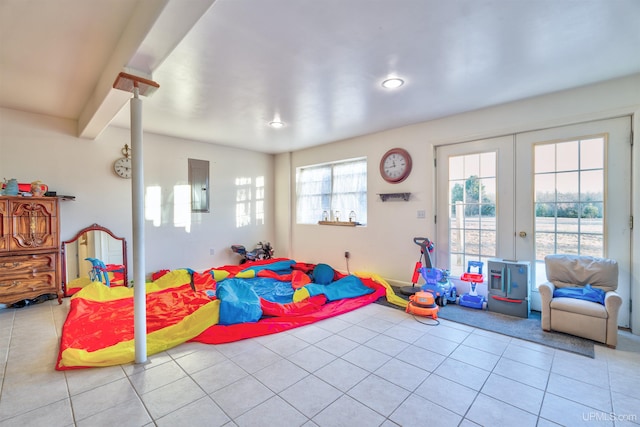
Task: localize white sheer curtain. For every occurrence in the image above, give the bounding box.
[331,160,367,224]
[296,165,331,224]
[296,158,367,224]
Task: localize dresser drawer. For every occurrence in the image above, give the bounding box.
[0,270,58,304]
[0,253,57,273]
[8,198,58,251]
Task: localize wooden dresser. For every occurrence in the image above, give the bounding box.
[0,196,62,305]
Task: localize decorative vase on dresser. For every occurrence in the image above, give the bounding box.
[0,196,62,306]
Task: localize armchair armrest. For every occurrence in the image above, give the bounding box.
[604,290,622,311]
[604,290,622,348]
[539,281,555,331]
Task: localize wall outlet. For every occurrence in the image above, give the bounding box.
[344,251,350,259]
[209,248,215,255]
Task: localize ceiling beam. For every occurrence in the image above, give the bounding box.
[77,0,216,140]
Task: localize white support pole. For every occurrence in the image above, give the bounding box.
[131,86,147,364]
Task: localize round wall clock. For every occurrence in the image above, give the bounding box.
[113,144,132,179]
[380,148,412,183]
[113,157,132,179]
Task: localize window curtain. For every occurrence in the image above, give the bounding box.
[296,158,367,224]
[331,160,367,224]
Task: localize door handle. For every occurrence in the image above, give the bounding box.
[519,231,527,238]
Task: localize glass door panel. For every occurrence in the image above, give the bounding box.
[515,117,631,324]
[436,136,514,278]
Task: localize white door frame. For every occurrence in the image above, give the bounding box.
[515,116,632,326]
[436,117,632,327]
[435,135,515,273]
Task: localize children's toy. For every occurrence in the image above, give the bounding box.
[442,271,457,305]
[419,266,457,307]
[231,241,274,264]
[85,257,111,287]
[402,237,456,307]
[458,261,487,309]
[406,291,439,320]
[401,237,436,295]
[84,258,126,287]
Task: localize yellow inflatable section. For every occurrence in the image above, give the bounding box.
[354,271,408,309]
[58,269,220,369]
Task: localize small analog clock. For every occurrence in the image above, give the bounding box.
[113,144,132,179]
[380,148,412,183]
[113,157,132,179]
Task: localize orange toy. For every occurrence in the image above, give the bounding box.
[406,291,439,320]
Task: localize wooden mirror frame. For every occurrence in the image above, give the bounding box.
[61,224,127,296]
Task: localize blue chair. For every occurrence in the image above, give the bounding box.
[85,257,110,287]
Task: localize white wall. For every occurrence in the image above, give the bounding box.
[283,74,640,333]
[0,108,275,278]
[274,152,292,259]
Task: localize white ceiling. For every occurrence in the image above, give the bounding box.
[1,0,640,154]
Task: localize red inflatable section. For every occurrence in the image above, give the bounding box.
[191,276,385,344]
[60,283,212,353]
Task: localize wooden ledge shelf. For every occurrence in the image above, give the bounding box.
[318,221,358,227]
[378,192,411,201]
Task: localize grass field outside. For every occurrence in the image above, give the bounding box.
[448,216,604,280]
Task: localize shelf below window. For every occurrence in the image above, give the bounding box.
[318,221,359,227]
[378,192,411,201]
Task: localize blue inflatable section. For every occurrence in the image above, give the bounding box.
[304,275,373,302]
[553,284,605,305]
[215,265,373,325]
[240,259,296,274]
[216,279,263,325]
[250,277,296,303]
[312,263,335,284]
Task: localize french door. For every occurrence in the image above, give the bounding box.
[436,117,632,327]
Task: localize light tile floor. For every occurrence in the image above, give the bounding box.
[1,298,639,427]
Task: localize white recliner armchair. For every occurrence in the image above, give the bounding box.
[539,254,621,348]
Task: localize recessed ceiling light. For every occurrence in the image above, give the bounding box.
[269,121,285,128]
[381,78,404,89]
